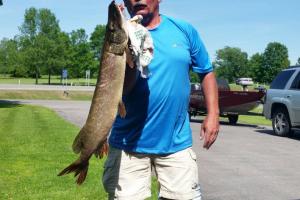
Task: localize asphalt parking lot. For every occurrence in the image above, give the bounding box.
[191,119,300,200]
[3,99,300,200]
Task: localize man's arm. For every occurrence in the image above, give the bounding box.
[199,71,219,149]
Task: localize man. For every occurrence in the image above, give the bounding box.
[103,0,219,199]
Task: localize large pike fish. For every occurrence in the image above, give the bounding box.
[58,1,128,185]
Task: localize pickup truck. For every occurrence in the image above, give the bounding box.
[189,79,265,124]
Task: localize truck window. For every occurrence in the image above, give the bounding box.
[270,70,295,89]
[290,71,300,90]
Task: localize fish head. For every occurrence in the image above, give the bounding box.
[106,1,128,55]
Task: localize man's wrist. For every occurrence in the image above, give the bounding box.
[207,110,220,117]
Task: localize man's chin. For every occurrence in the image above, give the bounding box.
[135,10,148,16]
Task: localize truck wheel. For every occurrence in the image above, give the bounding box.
[228,115,238,125]
[272,108,291,137]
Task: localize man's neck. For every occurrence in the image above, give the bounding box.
[142,13,161,29]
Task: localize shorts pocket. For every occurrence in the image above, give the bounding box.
[188,148,197,161]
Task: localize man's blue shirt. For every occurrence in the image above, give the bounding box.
[109,15,213,154]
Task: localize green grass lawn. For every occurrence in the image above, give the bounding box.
[0,103,107,199]
[238,114,271,126]
[0,90,93,101]
[224,110,271,126]
[238,107,271,126]
[0,102,158,199]
[194,107,271,126]
[0,75,97,86]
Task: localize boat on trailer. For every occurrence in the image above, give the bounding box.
[189,79,265,124]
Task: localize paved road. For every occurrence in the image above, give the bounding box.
[2,99,300,200]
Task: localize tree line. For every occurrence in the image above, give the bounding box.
[1,7,299,84]
[213,43,299,84]
[0,7,105,84]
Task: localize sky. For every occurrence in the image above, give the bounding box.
[0,0,299,64]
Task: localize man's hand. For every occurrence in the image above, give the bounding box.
[200,114,219,149]
[199,72,220,149]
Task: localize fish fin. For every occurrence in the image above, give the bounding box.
[72,127,86,154]
[57,159,89,185]
[118,101,127,118]
[94,140,109,159]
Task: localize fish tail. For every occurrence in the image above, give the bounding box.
[57,159,89,185]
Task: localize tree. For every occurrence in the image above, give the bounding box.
[19,36,41,79]
[0,39,12,75]
[34,34,55,83]
[90,25,106,60]
[19,7,40,83]
[69,29,96,78]
[55,32,72,84]
[297,57,300,65]
[37,8,62,84]
[19,7,38,40]
[18,7,68,84]
[261,42,290,83]
[37,9,60,38]
[6,38,26,77]
[214,46,248,83]
[248,53,263,83]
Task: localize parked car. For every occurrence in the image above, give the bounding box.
[189,79,265,124]
[263,65,300,136]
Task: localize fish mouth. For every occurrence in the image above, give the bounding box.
[107,1,128,47]
[108,1,124,31]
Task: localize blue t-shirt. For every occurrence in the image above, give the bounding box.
[109,15,213,154]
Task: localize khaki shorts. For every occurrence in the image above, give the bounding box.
[102,147,201,200]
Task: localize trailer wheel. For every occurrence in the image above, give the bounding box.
[228,114,238,125]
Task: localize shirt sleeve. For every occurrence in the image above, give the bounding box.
[187,25,213,74]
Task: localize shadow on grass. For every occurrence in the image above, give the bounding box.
[0,100,23,108]
[255,128,300,141]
